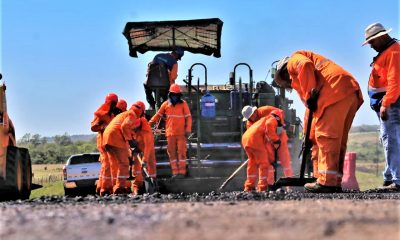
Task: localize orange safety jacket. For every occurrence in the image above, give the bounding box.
[368,41,400,108]
[242,115,280,151]
[149,100,192,136]
[102,110,138,148]
[246,106,282,129]
[91,102,114,148]
[287,51,363,118]
[133,117,155,161]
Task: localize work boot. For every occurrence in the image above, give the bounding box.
[379,183,400,191]
[113,187,126,195]
[383,180,393,187]
[304,182,342,193]
[176,174,185,179]
[244,187,256,192]
[100,189,112,197]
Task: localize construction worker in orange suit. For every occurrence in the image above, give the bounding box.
[110,99,128,188]
[241,105,293,185]
[242,113,282,192]
[102,105,140,194]
[149,84,192,178]
[130,101,157,194]
[274,50,364,193]
[144,48,184,109]
[90,93,119,195]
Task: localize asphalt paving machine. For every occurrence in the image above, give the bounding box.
[123,18,303,193]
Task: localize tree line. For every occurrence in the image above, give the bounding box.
[18,133,98,164]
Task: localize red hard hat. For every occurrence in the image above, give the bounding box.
[169,84,181,94]
[130,101,145,116]
[116,99,127,111]
[105,93,118,104]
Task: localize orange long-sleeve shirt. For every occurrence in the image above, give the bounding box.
[368,41,400,107]
[242,115,280,151]
[149,100,192,137]
[287,51,363,118]
[103,110,138,148]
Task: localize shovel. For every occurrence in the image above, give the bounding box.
[136,153,157,194]
[218,159,248,191]
[274,90,318,188]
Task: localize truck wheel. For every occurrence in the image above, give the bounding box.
[64,187,75,197]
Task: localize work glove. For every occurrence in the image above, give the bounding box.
[306,89,319,112]
[185,131,191,138]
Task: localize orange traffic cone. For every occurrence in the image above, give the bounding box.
[341,152,359,191]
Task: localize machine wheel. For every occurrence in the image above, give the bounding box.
[1,146,24,200]
[20,148,32,200]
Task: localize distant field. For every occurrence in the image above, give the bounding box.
[31,164,64,199]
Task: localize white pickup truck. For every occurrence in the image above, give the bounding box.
[63,153,101,196]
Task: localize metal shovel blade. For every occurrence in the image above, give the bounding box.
[274,177,317,188]
[144,177,157,194]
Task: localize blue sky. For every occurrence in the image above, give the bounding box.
[1,0,399,139]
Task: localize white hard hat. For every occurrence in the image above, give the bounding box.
[241,105,257,121]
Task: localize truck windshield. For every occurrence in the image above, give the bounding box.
[69,155,99,165]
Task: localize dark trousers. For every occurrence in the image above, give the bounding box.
[144,84,169,109]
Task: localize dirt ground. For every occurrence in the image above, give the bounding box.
[1,199,399,240]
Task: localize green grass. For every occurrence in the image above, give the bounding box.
[355,171,382,191]
[30,181,64,199]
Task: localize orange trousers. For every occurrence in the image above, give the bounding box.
[105,145,130,193]
[132,155,144,194]
[267,143,293,185]
[244,146,272,192]
[311,93,359,187]
[166,135,187,175]
[97,147,114,193]
[145,150,157,178]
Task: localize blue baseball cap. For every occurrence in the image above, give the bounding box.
[173,47,184,60]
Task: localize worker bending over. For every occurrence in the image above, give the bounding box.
[242,105,293,185]
[130,101,157,195]
[242,113,282,192]
[149,84,192,179]
[144,48,184,109]
[102,104,140,194]
[274,50,363,193]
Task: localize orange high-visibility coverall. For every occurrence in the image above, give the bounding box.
[287,51,364,187]
[103,110,139,193]
[245,106,293,184]
[131,117,157,193]
[149,100,192,175]
[90,102,114,194]
[242,115,280,192]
